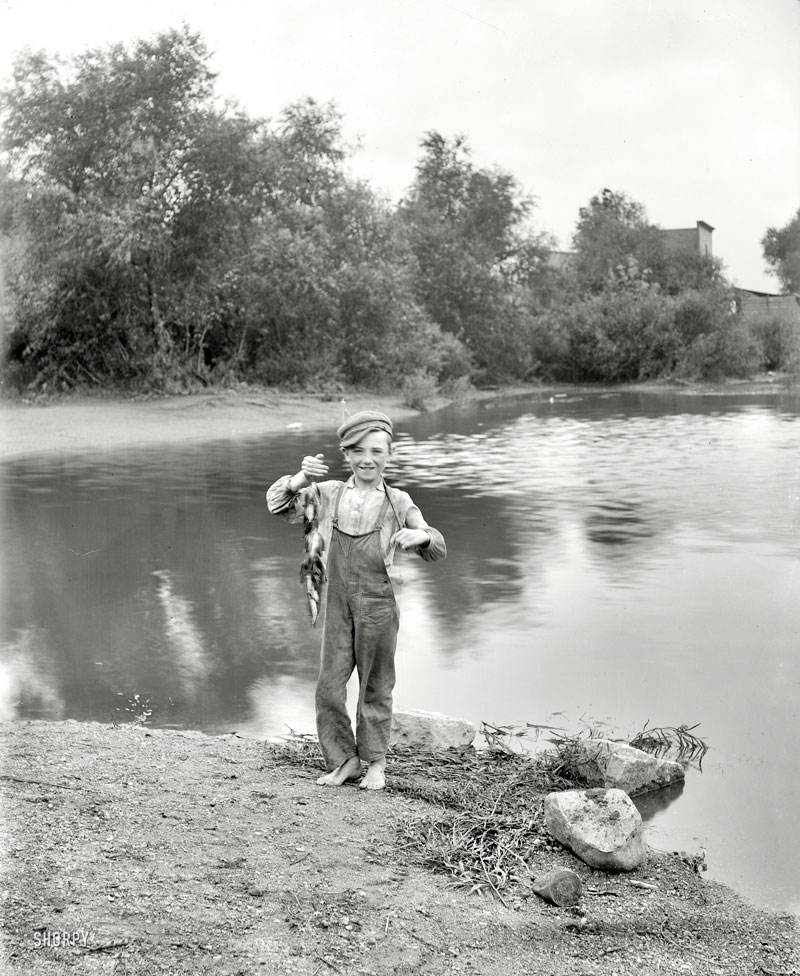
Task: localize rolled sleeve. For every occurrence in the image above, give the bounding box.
[404,502,446,562]
[266,476,303,521]
[416,525,446,562]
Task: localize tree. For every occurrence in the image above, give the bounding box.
[400,131,552,380]
[1,35,462,394]
[571,188,665,294]
[1,27,268,389]
[233,101,458,389]
[762,207,800,294]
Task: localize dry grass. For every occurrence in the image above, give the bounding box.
[269,720,709,902]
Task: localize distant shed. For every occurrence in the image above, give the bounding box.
[734,289,800,323]
[660,220,715,257]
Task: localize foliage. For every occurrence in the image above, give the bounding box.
[745,309,800,373]
[1,28,266,391]
[399,131,553,382]
[571,188,664,294]
[762,206,800,294]
[570,188,727,300]
[401,370,439,411]
[0,28,784,394]
[537,277,679,383]
[0,34,476,395]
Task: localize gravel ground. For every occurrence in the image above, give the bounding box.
[2,720,797,976]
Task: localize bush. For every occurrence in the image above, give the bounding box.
[401,370,439,411]
[440,373,475,401]
[538,284,679,383]
[745,310,800,372]
[674,319,760,381]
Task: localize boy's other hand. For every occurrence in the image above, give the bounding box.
[300,453,329,481]
[391,528,430,551]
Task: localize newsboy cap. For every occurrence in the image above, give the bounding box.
[337,410,394,448]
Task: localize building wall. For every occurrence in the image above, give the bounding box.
[661,227,698,254]
[661,222,714,257]
[697,223,713,256]
[735,289,800,323]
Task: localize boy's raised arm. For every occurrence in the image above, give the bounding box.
[267,454,329,516]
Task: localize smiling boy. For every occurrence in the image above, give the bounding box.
[267,410,446,790]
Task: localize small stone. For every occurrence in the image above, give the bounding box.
[531,867,582,907]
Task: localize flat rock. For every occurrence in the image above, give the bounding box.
[390,709,477,751]
[544,788,647,872]
[571,738,685,796]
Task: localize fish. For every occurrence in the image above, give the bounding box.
[298,484,325,626]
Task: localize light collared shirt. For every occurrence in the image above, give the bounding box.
[266,475,446,575]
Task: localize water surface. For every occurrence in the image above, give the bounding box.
[2,389,799,915]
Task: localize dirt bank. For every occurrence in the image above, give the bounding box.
[2,720,797,975]
[2,377,797,461]
[0,389,433,460]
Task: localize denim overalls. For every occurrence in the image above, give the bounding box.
[314,482,400,771]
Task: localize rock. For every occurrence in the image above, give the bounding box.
[531,867,582,907]
[570,738,685,796]
[390,709,477,751]
[544,788,647,871]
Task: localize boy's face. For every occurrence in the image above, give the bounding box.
[343,430,393,489]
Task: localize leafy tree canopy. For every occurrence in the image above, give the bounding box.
[762,207,800,294]
[571,188,665,293]
[399,131,553,378]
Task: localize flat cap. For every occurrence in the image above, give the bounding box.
[337,410,393,448]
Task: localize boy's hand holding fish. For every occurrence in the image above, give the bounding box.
[290,453,329,491]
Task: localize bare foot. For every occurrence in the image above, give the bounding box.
[359,759,386,791]
[316,756,362,787]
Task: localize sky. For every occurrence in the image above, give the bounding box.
[1,0,799,292]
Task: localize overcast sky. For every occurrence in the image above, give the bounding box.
[2,0,798,291]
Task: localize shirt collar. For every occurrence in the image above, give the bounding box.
[345,476,385,492]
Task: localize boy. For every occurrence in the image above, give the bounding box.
[267,410,446,790]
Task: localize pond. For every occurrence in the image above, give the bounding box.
[2,389,799,916]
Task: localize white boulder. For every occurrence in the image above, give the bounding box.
[571,738,685,796]
[544,788,647,872]
[390,709,477,751]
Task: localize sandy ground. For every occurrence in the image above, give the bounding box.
[1,377,797,461]
[2,720,798,976]
[0,388,436,460]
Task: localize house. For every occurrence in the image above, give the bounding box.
[660,220,714,258]
[734,288,800,324]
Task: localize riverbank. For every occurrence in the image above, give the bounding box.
[2,376,797,460]
[2,720,797,976]
[0,387,429,460]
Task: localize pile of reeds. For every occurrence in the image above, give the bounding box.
[268,720,708,901]
[396,797,544,904]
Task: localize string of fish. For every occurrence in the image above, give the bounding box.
[299,484,325,626]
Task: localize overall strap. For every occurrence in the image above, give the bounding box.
[381,482,403,533]
[373,491,392,532]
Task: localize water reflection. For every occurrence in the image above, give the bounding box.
[2,390,800,914]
